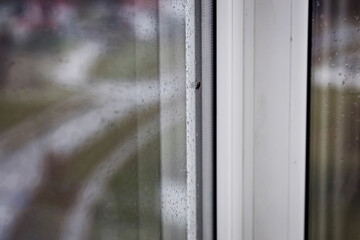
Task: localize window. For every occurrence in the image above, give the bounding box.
[308,0,360,239]
[217,0,360,239]
[0,1,214,240]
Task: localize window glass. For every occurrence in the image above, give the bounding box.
[0,0,190,239]
[309,0,360,239]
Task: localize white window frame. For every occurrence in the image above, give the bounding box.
[217,0,309,239]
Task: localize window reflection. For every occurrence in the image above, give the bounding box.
[310,0,360,239]
[0,0,188,239]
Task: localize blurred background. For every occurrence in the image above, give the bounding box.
[310,0,360,239]
[0,0,188,239]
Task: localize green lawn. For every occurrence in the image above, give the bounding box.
[309,86,360,240]
[8,104,161,240]
[90,41,158,81]
[0,85,74,135]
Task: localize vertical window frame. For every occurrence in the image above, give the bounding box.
[216,0,309,239]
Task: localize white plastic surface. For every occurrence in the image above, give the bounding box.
[217,0,308,239]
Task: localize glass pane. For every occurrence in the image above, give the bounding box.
[0,0,193,239]
[309,0,360,239]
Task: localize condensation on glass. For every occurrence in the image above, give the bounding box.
[309,0,360,239]
[0,0,197,240]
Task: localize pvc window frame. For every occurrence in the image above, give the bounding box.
[216,0,309,239]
